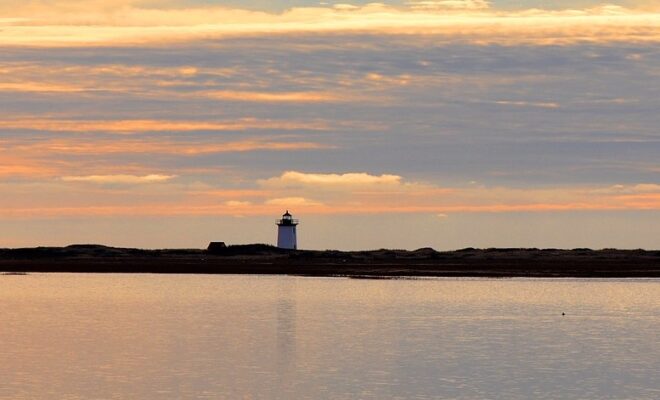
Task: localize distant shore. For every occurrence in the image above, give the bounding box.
[1,244,659,278]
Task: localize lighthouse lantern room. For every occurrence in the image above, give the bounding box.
[276,210,299,249]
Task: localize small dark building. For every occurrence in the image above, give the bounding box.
[207,242,227,253]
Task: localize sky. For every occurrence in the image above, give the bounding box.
[0,0,659,250]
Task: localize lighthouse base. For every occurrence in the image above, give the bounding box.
[277,225,297,249]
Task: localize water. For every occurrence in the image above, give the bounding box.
[0,274,658,399]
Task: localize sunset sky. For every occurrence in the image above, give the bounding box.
[1,0,659,249]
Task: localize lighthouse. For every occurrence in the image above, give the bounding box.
[277,210,298,250]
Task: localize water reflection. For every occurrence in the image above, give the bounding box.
[0,275,658,399]
[275,280,297,398]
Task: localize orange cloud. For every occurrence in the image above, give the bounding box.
[0,119,330,134]
[204,90,345,103]
[224,200,252,207]
[0,163,55,178]
[260,171,403,187]
[0,63,237,93]
[407,0,490,11]
[196,189,271,198]
[0,155,70,178]
[256,172,660,215]
[0,199,653,219]
[0,78,353,105]
[265,197,323,206]
[61,174,176,184]
[1,4,659,46]
[1,169,658,218]
[494,100,560,109]
[613,193,660,209]
[2,138,330,156]
[0,82,87,93]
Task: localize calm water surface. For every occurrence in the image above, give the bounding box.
[0,274,658,399]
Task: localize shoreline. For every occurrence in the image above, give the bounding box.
[1,244,659,278]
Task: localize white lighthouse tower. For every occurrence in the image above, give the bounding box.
[277,210,298,249]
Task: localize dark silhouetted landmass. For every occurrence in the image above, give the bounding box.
[0,244,659,278]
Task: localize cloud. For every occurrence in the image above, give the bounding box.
[1,178,659,218]
[265,197,323,206]
[0,82,88,93]
[255,172,660,215]
[632,184,660,192]
[0,119,330,134]
[494,100,560,109]
[60,174,176,184]
[1,4,660,46]
[407,1,490,11]
[600,183,660,194]
[2,138,330,156]
[225,200,252,207]
[204,90,345,103]
[333,4,360,12]
[260,171,403,187]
